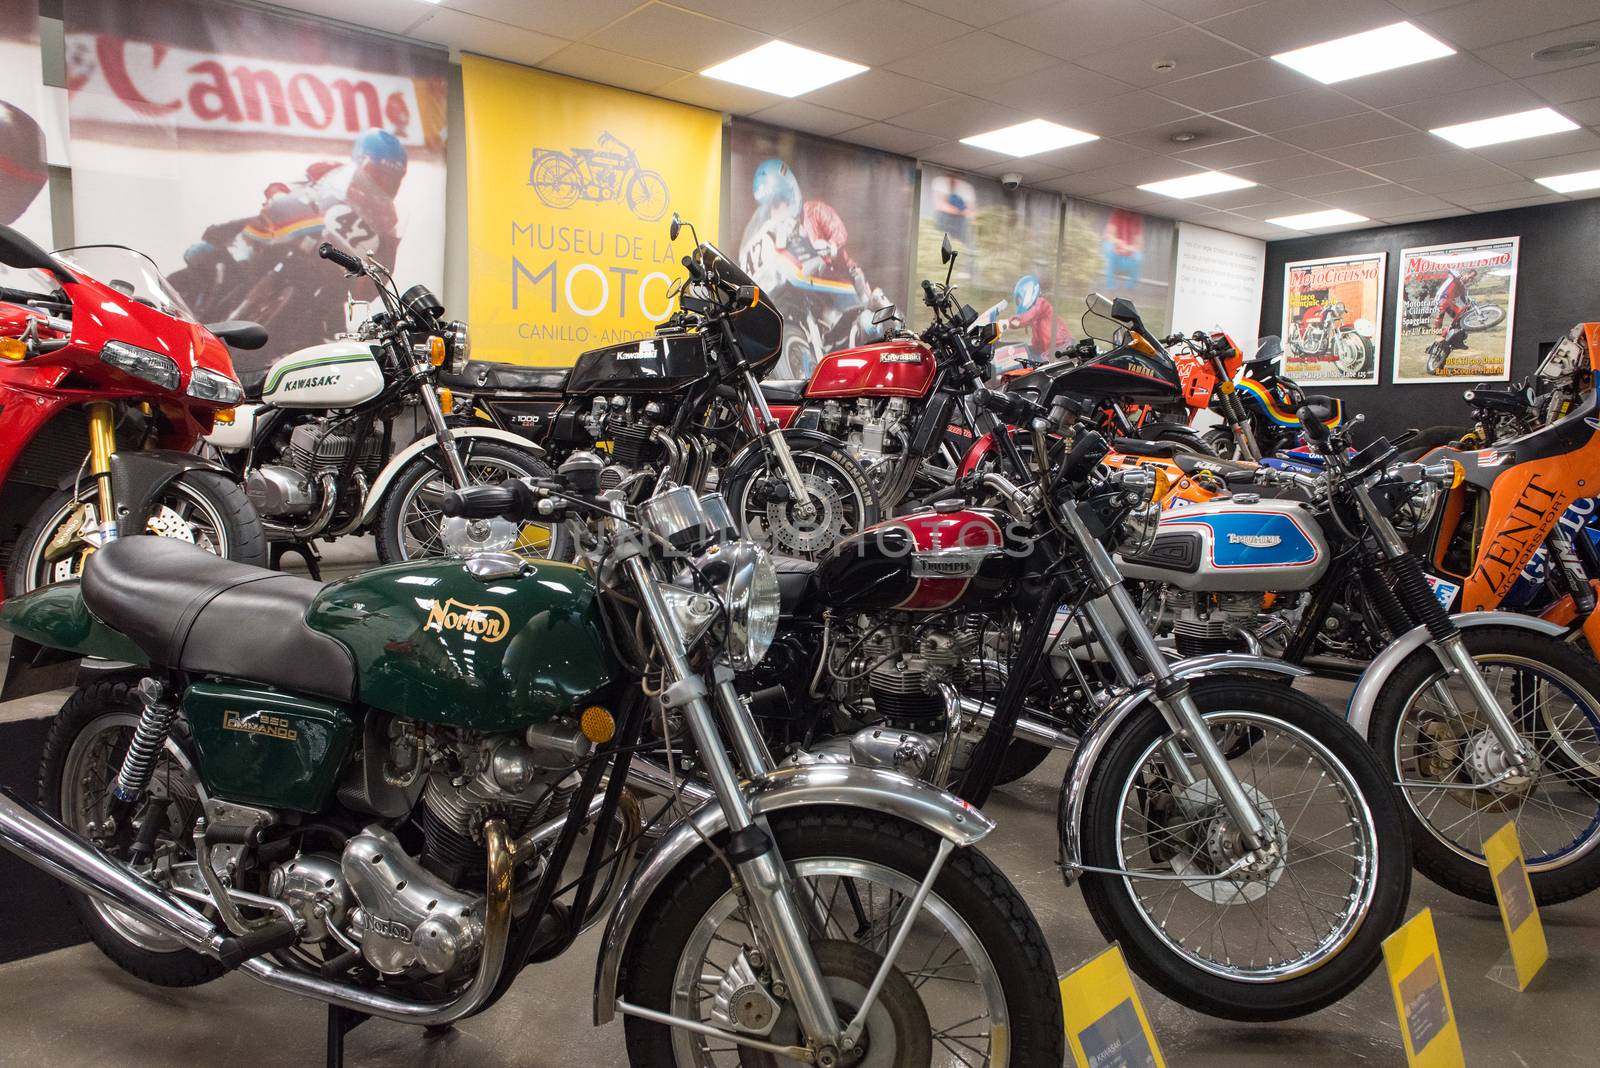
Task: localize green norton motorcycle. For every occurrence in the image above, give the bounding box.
[0,295,1063,1068]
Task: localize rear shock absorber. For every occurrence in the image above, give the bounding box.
[113,678,178,804]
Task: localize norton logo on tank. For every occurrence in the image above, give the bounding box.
[423,598,510,643]
[463,59,723,364]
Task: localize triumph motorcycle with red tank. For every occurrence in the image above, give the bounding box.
[0,225,266,597]
[733,363,1412,1022]
[0,461,1063,1067]
[441,215,879,560]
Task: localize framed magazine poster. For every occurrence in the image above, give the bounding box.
[1392,237,1519,383]
[1280,252,1385,386]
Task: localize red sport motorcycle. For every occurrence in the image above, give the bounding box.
[0,225,266,600]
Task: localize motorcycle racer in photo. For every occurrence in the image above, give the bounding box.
[172,128,409,356]
[1431,266,1478,346]
[738,157,888,376]
[1007,273,1074,361]
[1102,207,1145,288]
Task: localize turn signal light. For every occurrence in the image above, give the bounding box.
[580,705,616,744]
[0,337,26,360]
[1448,460,1465,489]
[212,407,236,424]
[428,335,446,366]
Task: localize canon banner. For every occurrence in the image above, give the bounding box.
[63,0,448,374]
[1280,252,1384,387]
[1394,237,1519,383]
[0,1,51,244]
[463,58,721,365]
[727,120,915,379]
[916,168,1064,374]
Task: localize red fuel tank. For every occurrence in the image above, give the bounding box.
[805,339,937,399]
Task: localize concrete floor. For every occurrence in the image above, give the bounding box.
[0,541,1595,1066]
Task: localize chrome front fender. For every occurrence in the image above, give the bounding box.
[1056,652,1307,885]
[592,763,993,1025]
[1344,611,1567,737]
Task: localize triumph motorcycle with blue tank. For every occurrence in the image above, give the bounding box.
[732,344,1413,1022]
[0,458,1064,1066]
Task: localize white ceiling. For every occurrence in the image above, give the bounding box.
[268,0,1600,240]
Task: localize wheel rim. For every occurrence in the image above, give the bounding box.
[736,452,866,560]
[59,712,204,952]
[1393,654,1600,870]
[393,452,559,561]
[628,173,669,221]
[1113,710,1378,983]
[533,157,580,208]
[26,481,230,592]
[668,857,1009,1067]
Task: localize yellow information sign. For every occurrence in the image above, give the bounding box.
[1383,909,1465,1068]
[1483,821,1548,990]
[460,57,722,365]
[1060,944,1165,1068]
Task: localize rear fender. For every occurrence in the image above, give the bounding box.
[0,580,147,700]
[592,763,992,1024]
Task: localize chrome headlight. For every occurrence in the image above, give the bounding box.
[445,319,470,374]
[1118,502,1163,556]
[718,540,780,670]
[1390,479,1443,538]
[101,341,179,391]
[187,366,243,405]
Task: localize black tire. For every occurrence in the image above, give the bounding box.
[621,808,1064,1067]
[1425,342,1448,375]
[1201,427,1238,459]
[37,678,225,987]
[1398,425,1470,462]
[1073,677,1410,1021]
[6,469,265,597]
[723,431,881,561]
[995,739,1053,785]
[1368,626,1600,905]
[374,441,570,564]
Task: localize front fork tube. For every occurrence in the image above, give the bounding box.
[620,547,840,1049]
[417,380,471,486]
[744,371,812,508]
[86,401,119,540]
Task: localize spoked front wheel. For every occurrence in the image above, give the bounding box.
[725,434,880,561]
[622,809,1064,1067]
[1073,677,1410,1021]
[1370,626,1600,904]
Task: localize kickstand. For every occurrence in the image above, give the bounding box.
[270,540,323,580]
[326,1004,369,1068]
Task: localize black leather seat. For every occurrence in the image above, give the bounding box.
[441,360,570,393]
[238,365,269,400]
[81,538,356,702]
[760,379,808,405]
[774,557,817,615]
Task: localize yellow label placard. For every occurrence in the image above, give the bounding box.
[1483,821,1548,990]
[1383,909,1465,1068]
[1060,944,1165,1068]
[461,57,722,365]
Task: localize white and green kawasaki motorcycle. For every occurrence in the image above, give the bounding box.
[204,242,562,572]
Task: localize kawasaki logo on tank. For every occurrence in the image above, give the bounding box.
[282,374,340,390]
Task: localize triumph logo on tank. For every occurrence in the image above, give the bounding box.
[1227,533,1281,549]
[423,598,510,642]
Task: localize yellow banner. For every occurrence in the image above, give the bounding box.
[1060,944,1166,1068]
[1383,909,1465,1068]
[1483,821,1548,990]
[461,57,722,365]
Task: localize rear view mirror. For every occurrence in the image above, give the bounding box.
[1110,297,1139,325]
[669,213,683,241]
[940,233,955,264]
[1086,292,1115,319]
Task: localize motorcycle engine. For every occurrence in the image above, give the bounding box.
[1168,591,1271,656]
[816,398,910,470]
[286,418,386,484]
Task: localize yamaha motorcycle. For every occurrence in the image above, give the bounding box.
[204,243,560,571]
[0,467,1063,1067]
[739,343,1412,1022]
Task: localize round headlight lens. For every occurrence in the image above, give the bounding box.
[723,541,779,670]
[446,319,470,373]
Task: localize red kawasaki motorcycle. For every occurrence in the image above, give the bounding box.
[0,225,266,599]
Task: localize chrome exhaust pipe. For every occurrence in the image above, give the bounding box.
[0,788,223,958]
[958,697,1077,751]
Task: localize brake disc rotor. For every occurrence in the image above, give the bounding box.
[145,504,200,542]
[1164,780,1287,904]
[760,471,849,555]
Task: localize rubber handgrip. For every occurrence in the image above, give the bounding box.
[440,484,520,519]
[317,242,363,274]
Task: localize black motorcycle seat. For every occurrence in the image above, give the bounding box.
[1172,452,1258,479]
[774,556,818,615]
[1112,437,1177,459]
[81,538,356,703]
[238,366,269,401]
[441,360,570,393]
[760,379,809,405]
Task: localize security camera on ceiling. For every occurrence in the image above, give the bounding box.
[1000,172,1023,190]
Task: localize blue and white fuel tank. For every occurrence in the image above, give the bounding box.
[1118,497,1329,592]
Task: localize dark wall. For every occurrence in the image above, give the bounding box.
[1258,198,1600,440]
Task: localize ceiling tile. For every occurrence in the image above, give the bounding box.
[804,70,954,121]
[1228,197,1328,220]
[749,100,866,137]
[973,62,1138,114]
[1215,89,1370,134]
[598,5,768,70]
[1446,179,1561,206]
[786,0,970,66]
[1336,54,1507,108]
[1417,0,1600,52]
[1049,91,1201,136]
[1477,20,1600,78]
[441,0,644,41]
[1496,146,1600,179]
[1038,172,1124,197]
[1074,156,1206,188]
[1326,182,1435,206]
[1089,187,1175,210]
[907,0,1058,27]
[1519,61,1600,105]
[270,0,441,34]
[1375,208,1463,224]
[1146,0,1262,19]
[1468,128,1600,164]
[1329,132,1450,166]
[1173,134,1303,167]
[654,75,780,115]
[975,157,1071,183]
[1367,194,1462,216]
[668,0,853,34]
[1157,202,1232,222]
[992,0,1184,62]
[1232,152,1348,182]
[1074,26,1256,89]
[920,140,1015,171]
[1271,169,1390,196]
[1197,0,1413,56]
[1152,59,1313,112]
[1118,116,1255,153]
[1467,194,1571,212]
[1029,138,1155,173]
[1277,111,1413,149]
[1401,168,1529,194]
[885,32,1058,94]
[892,94,1027,137]
[537,43,686,92]
[408,9,566,66]
[834,123,946,156]
[1383,81,1545,129]
[1558,97,1600,125]
[1368,152,1516,183]
[1189,184,1282,209]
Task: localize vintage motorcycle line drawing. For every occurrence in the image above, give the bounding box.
[527,132,670,222]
